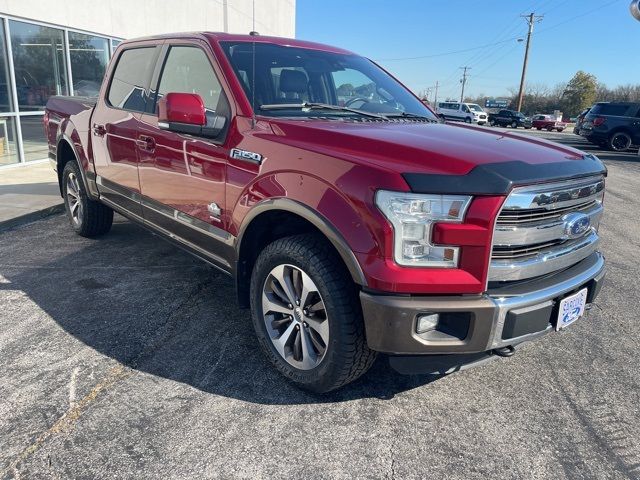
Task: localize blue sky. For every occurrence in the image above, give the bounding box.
[296,0,637,100]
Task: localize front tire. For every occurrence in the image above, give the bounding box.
[511,121,518,128]
[464,117,472,124]
[250,234,376,393]
[62,161,113,237]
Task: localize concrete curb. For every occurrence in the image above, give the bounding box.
[0,203,65,232]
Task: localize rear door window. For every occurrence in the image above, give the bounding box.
[107,47,157,112]
[592,104,633,116]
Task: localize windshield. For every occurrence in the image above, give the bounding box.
[220,41,437,120]
[468,104,483,112]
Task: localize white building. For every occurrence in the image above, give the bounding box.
[0,0,296,167]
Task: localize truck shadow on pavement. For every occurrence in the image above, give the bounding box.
[1,216,442,405]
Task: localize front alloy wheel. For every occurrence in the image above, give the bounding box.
[262,264,329,370]
[250,234,376,392]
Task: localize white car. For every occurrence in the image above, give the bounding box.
[436,102,488,125]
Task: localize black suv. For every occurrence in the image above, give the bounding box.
[579,102,640,151]
[488,109,532,129]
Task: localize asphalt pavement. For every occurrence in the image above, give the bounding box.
[1,131,639,479]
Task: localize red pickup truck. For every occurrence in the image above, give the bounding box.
[45,32,607,392]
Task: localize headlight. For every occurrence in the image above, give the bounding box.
[375,190,472,267]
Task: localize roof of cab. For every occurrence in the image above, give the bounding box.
[121,31,356,56]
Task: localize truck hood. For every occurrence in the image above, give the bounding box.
[267,120,604,191]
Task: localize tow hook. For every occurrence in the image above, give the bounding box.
[493,345,516,357]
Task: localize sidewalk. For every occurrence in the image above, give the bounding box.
[0,162,64,231]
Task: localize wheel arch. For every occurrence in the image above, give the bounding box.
[235,199,367,308]
[55,133,98,200]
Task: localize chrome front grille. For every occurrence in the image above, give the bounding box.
[489,176,605,282]
[495,199,597,224]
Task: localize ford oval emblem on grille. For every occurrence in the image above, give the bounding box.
[562,212,591,239]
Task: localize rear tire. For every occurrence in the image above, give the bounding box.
[250,233,376,393]
[608,131,632,151]
[62,161,113,237]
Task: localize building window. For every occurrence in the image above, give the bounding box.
[0,21,13,113]
[9,20,68,112]
[69,32,109,97]
[19,115,47,162]
[0,116,18,165]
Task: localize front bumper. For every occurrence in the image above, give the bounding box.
[360,252,605,355]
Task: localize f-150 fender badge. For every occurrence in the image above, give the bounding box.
[230,148,263,164]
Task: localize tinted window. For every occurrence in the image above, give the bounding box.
[156,46,225,113]
[107,47,156,112]
[591,103,634,116]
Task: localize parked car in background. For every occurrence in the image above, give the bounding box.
[532,114,566,132]
[45,32,607,392]
[488,109,532,128]
[574,107,591,134]
[437,101,488,125]
[579,102,640,151]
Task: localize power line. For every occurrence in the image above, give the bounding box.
[376,0,622,63]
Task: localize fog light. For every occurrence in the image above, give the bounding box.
[416,313,440,334]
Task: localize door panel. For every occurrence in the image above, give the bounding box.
[136,43,233,268]
[91,45,160,217]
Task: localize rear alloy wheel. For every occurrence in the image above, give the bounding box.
[609,131,632,151]
[65,171,83,228]
[250,234,376,392]
[62,161,113,237]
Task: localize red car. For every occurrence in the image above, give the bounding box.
[532,114,566,132]
[45,32,606,392]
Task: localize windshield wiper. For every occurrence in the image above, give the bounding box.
[259,102,388,119]
[385,112,439,122]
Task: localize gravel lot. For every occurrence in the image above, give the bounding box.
[1,131,639,479]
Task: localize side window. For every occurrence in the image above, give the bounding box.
[462,105,469,113]
[156,46,226,115]
[451,103,460,110]
[107,47,157,112]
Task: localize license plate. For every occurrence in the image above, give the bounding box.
[556,288,588,331]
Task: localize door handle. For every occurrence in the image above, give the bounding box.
[136,135,156,152]
[92,123,106,136]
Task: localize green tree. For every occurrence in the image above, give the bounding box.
[561,71,597,117]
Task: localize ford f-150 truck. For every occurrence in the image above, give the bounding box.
[45,32,606,393]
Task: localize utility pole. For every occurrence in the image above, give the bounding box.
[434,81,439,106]
[459,67,470,103]
[516,12,543,112]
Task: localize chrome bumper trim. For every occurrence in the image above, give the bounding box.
[486,251,605,349]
